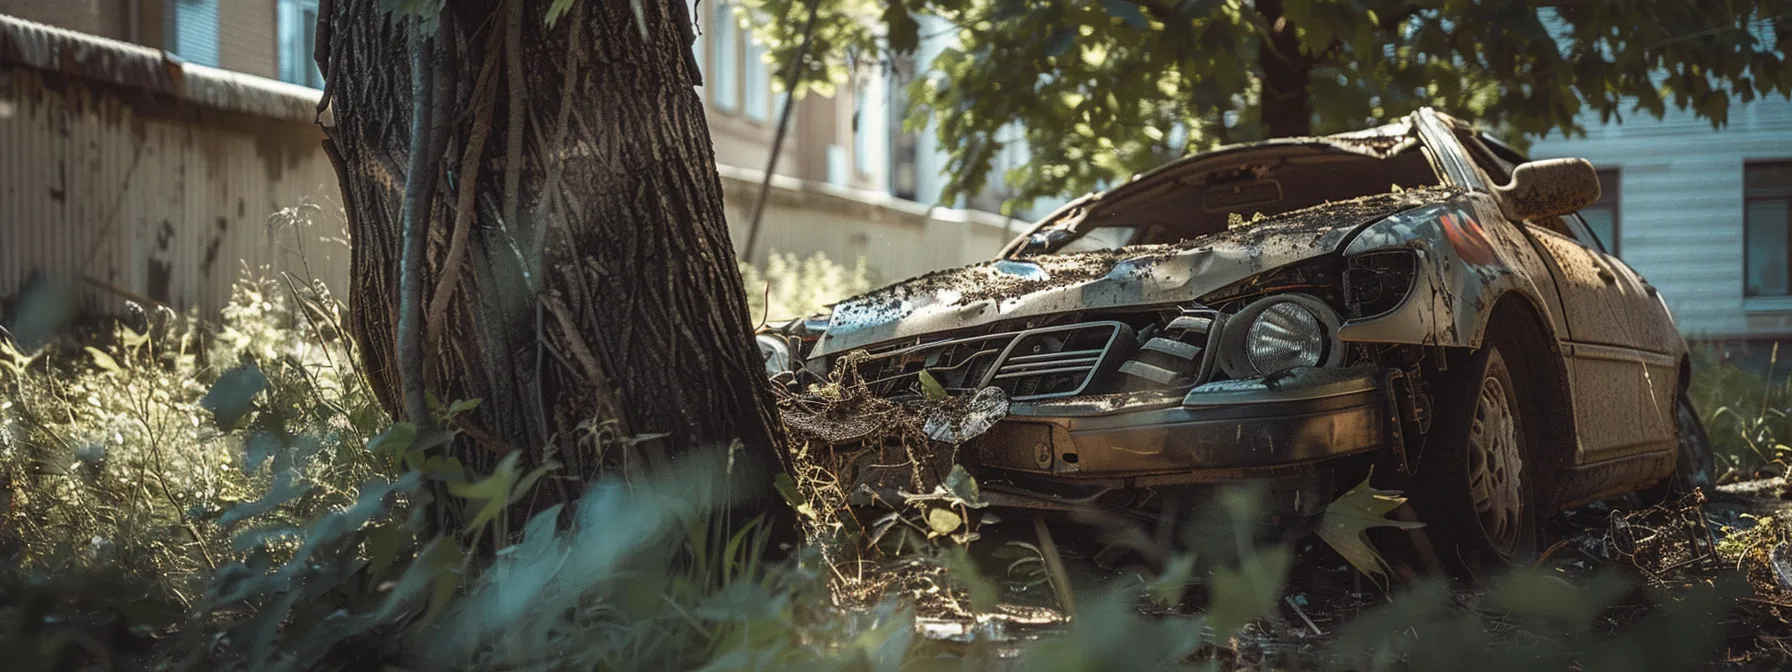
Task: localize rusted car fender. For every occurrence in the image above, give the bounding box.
[1337,193,1567,350]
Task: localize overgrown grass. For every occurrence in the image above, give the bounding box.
[0,274,381,608]
[1688,341,1792,479]
[0,271,1772,670]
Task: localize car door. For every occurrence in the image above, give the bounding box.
[1523,214,1680,465]
[1435,120,1681,466]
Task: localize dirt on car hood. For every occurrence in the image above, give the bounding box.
[810,187,1460,357]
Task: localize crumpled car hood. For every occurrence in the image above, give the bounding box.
[811,188,1459,357]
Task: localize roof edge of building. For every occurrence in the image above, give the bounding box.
[0,13,321,124]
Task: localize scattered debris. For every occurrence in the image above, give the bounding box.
[1607,490,1721,582]
[922,386,1009,444]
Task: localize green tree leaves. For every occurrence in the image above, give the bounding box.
[743,0,1791,213]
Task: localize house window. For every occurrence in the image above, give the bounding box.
[710,2,737,112]
[887,54,918,200]
[1745,162,1792,297]
[164,0,220,67]
[1581,169,1620,255]
[852,80,874,176]
[278,0,324,88]
[743,40,769,121]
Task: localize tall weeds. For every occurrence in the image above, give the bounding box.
[0,269,1765,670]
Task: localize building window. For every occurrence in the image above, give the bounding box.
[278,0,324,88]
[1746,162,1792,297]
[1581,168,1620,255]
[887,54,918,200]
[164,0,220,67]
[710,2,737,112]
[743,40,769,121]
[852,81,871,175]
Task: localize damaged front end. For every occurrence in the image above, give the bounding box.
[763,246,1432,524]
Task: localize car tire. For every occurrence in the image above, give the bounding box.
[1412,333,1541,576]
[1643,394,1716,503]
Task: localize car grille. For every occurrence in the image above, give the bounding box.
[854,321,1130,401]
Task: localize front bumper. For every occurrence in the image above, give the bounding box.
[966,366,1390,515]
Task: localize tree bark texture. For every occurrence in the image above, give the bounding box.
[317,0,784,528]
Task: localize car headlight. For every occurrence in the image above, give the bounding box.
[756,334,792,376]
[1217,294,1344,378]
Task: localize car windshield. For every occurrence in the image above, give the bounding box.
[1010,137,1443,257]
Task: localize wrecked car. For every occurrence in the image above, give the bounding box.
[758,108,1714,569]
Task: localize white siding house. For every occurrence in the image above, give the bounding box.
[1530,99,1792,341]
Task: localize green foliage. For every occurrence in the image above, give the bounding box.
[1688,341,1792,477]
[739,250,876,323]
[1323,571,1745,671]
[744,0,1792,211]
[0,272,1768,670]
[0,273,388,668]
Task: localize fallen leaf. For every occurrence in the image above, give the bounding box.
[1317,471,1425,580]
[926,508,963,537]
[918,369,947,400]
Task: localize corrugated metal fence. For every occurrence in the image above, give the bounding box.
[0,13,347,319]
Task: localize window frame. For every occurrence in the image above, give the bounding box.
[165,0,221,68]
[1578,168,1621,256]
[709,1,738,113]
[1744,160,1792,299]
[277,0,324,89]
[743,40,769,122]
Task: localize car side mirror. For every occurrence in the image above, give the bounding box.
[1493,158,1602,222]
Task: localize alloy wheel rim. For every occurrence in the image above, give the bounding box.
[1468,374,1524,554]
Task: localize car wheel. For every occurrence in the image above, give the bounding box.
[1644,394,1716,502]
[1413,336,1540,575]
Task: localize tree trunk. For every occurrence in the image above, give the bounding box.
[1254,0,1314,138]
[317,0,784,532]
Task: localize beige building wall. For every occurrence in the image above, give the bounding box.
[1,5,1015,323]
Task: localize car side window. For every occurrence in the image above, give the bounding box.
[1563,213,1610,254]
[1453,129,1515,186]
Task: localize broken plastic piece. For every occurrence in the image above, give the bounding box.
[923,386,1010,443]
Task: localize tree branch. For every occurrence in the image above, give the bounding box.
[397,18,442,427]
[1376,4,1424,33]
[528,0,585,255]
[426,16,505,351]
[741,0,823,262]
[500,0,526,240]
